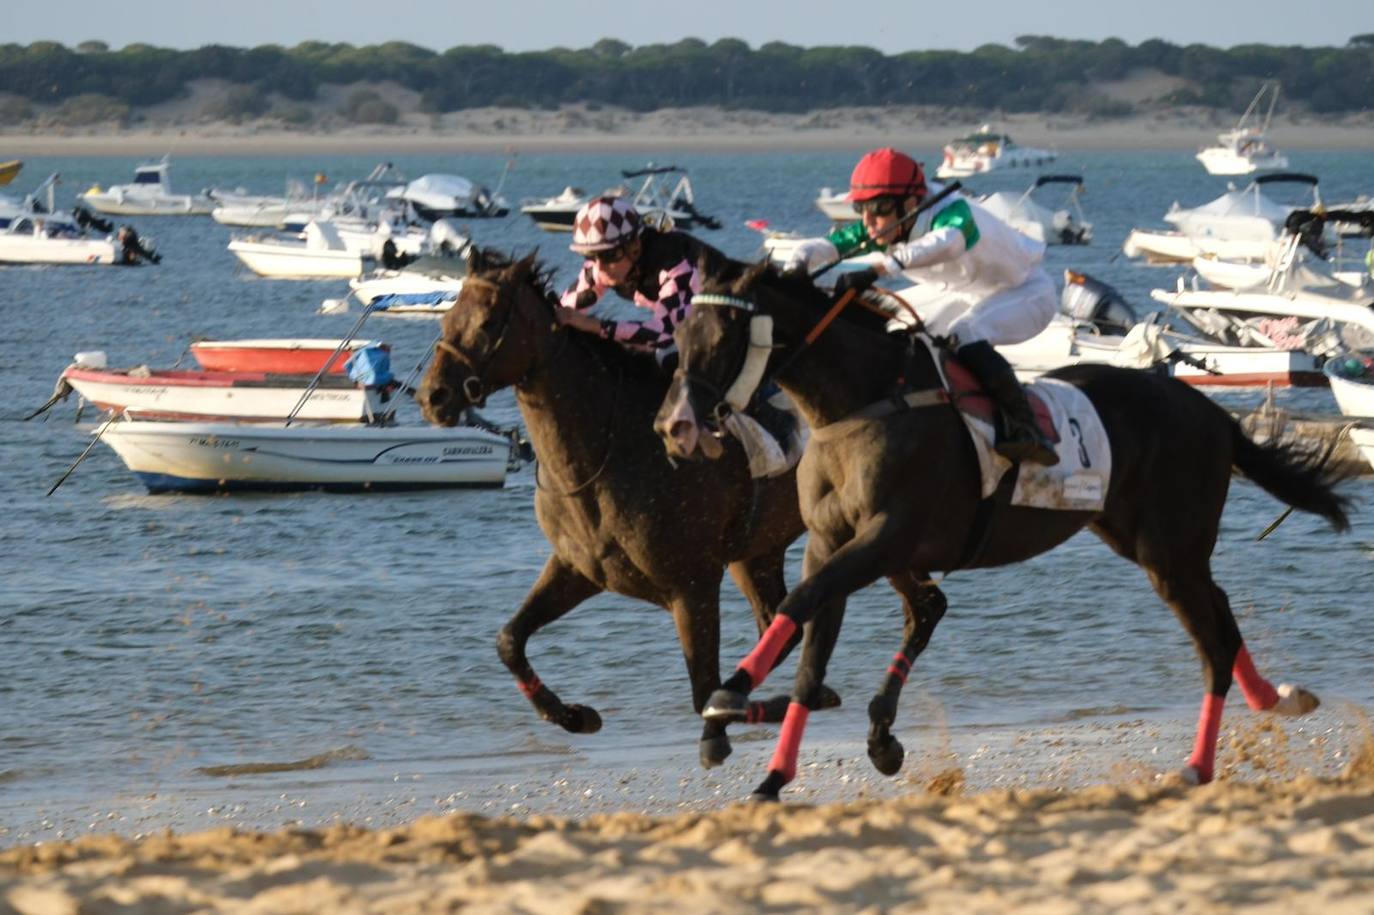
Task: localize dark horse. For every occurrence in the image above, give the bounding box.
[419,250,828,767]
[656,263,1351,800]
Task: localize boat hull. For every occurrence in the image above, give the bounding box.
[1196,149,1290,176]
[64,368,382,422]
[79,192,214,216]
[99,422,510,493]
[190,340,385,375]
[520,206,578,232]
[0,236,119,265]
[229,239,369,279]
[1325,363,1374,418]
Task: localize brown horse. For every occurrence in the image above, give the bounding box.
[419,250,829,768]
[656,263,1351,800]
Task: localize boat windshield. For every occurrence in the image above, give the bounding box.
[134,169,163,185]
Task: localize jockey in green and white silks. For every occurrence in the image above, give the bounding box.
[786,148,1059,465]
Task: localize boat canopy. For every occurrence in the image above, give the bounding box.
[1167,183,1293,225]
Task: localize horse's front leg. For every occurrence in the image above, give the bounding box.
[867,571,948,776]
[706,513,906,720]
[497,556,604,733]
[665,585,736,769]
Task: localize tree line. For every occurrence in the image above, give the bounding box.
[1,35,1371,122]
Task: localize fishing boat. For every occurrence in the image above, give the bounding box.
[78,157,215,216]
[1123,173,1320,264]
[228,220,373,279]
[1324,356,1374,418]
[189,339,387,375]
[1196,81,1289,176]
[978,175,1091,246]
[935,125,1055,179]
[60,364,390,423]
[97,420,512,493]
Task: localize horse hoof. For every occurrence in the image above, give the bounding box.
[1272,684,1320,717]
[703,689,749,722]
[699,734,732,769]
[1178,765,1209,786]
[749,790,780,804]
[815,685,843,711]
[565,704,602,734]
[868,736,905,777]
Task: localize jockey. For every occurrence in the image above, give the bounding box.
[556,195,732,362]
[786,148,1059,466]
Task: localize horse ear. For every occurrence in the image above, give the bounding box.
[466,245,488,276]
[509,249,539,284]
[732,258,770,296]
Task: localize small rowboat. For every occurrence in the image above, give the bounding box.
[190,339,387,375]
[62,366,387,423]
[0,160,22,186]
[98,420,512,493]
[1324,356,1374,418]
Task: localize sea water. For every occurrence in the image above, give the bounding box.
[2,150,1373,842]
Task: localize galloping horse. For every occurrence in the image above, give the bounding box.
[657,262,1351,800]
[419,250,829,767]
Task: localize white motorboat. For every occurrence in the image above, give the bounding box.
[0,214,121,265]
[522,166,720,234]
[815,187,857,222]
[1324,357,1374,418]
[521,186,589,231]
[97,420,512,493]
[211,185,331,229]
[1123,173,1321,264]
[978,175,1091,246]
[1197,81,1289,176]
[229,221,373,279]
[348,269,465,306]
[1350,427,1374,473]
[388,174,508,220]
[78,158,215,216]
[61,363,389,423]
[935,125,1054,179]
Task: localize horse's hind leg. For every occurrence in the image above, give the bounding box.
[1220,581,1320,718]
[867,572,948,777]
[497,556,603,734]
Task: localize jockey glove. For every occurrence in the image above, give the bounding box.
[833,266,879,300]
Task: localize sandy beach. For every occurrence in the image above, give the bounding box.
[4,104,1374,156]
[5,752,1374,914]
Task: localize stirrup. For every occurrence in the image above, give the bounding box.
[995,433,1059,466]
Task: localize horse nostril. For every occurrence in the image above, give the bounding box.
[427,387,448,408]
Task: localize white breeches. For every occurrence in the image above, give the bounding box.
[943,269,1058,347]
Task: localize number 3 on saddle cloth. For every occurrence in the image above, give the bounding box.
[938,346,1113,511]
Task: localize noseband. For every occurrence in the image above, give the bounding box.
[434,275,519,404]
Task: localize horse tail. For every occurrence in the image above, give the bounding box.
[1230,419,1352,532]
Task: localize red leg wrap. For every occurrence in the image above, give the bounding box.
[1186,693,1225,783]
[767,702,810,783]
[517,675,543,700]
[886,652,912,685]
[738,616,798,689]
[1232,645,1279,711]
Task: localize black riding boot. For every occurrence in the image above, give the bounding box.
[956,340,1059,466]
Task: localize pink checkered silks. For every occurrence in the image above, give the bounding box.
[570,196,643,254]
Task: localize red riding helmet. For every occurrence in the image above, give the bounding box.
[849,148,927,203]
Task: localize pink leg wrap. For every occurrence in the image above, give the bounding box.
[1187,693,1225,783]
[738,615,798,689]
[767,702,810,783]
[886,652,912,685]
[1232,645,1279,711]
[517,674,543,700]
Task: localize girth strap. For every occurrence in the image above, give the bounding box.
[810,388,949,443]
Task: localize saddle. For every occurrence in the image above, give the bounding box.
[939,351,1060,445]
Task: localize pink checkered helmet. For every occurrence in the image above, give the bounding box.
[570,195,643,254]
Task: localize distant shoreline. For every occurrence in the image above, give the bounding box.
[5,107,1373,156]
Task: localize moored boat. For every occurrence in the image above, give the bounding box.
[1324,356,1374,418]
[61,365,388,423]
[1196,81,1289,176]
[229,221,372,279]
[189,339,387,375]
[78,157,214,216]
[935,125,1054,179]
[97,420,513,493]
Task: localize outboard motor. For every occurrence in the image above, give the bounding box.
[116,225,161,265]
[1061,270,1136,334]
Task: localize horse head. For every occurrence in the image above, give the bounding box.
[656,258,781,461]
[420,247,553,426]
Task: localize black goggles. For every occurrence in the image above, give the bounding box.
[854,196,903,218]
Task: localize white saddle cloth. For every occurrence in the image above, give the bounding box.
[723,391,809,479]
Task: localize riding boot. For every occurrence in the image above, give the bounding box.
[956,340,1059,466]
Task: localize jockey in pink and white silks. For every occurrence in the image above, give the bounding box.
[786,148,1059,465]
[556,195,732,356]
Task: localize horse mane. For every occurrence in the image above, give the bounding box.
[468,245,664,384]
[707,258,900,341]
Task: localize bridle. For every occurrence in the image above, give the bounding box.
[433,274,521,405]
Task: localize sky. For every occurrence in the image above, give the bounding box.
[8,0,1371,52]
